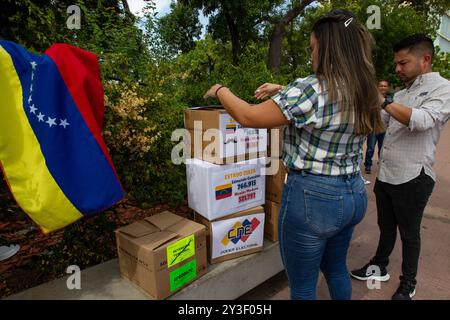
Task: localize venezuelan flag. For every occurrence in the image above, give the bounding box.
[0,41,124,233]
[215,183,232,200]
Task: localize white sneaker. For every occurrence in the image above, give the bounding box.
[0,244,20,261]
[363,177,371,185]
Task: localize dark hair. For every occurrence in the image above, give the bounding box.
[325,9,357,19]
[393,34,435,58]
[311,12,385,135]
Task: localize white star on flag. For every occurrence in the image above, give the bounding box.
[31,73,34,81]
[59,119,70,129]
[29,105,37,114]
[28,95,32,104]
[30,84,33,92]
[30,61,37,70]
[46,117,56,128]
[37,113,45,122]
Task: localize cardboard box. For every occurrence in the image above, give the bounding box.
[194,206,265,264]
[265,158,287,204]
[184,106,267,164]
[186,157,266,221]
[267,126,284,158]
[264,200,280,242]
[115,211,207,299]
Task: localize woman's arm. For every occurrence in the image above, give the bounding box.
[203,84,289,129]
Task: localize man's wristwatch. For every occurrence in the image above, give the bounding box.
[381,95,394,110]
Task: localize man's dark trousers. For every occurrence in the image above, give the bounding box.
[371,168,435,284]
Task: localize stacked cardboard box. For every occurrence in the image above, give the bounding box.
[267,126,284,158]
[264,157,287,242]
[185,106,267,164]
[115,211,208,299]
[185,106,268,264]
[194,206,265,264]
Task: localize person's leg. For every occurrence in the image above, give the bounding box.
[322,177,367,299]
[280,171,354,300]
[376,133,386,159]
[393,171,434,285]
[364,134,376,172]
[278,174,326,300]
[371,179,397,269]
[321,225,355,300]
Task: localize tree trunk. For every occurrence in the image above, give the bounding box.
[122,0,131,14]
[287,22,298,71]
[268,0,314,73]
[223,7,241,65]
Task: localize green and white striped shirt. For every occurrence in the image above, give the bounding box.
[272,74,365,176]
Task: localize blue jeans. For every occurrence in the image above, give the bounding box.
[278,170,368,300]
[364,133,385,169]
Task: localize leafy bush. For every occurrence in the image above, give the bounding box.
[32,212,118,277]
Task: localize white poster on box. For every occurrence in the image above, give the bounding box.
[211,165,263,214]
[211,213,265,259]
[219,114,267,158]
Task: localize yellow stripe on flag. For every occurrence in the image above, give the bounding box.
[215,183,232,192]
[0,46,83,233]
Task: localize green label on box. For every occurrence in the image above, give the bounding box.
[170,259,197,292]
[167,234,195,268]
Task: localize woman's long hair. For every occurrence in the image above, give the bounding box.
[312,13,385,135]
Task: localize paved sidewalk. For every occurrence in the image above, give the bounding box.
[240,125,450,300]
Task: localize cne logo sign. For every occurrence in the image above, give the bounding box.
[221,218,260,246]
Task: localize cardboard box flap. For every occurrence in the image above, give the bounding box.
[214,206,265,222]
[145,211,183,231]
[140,230,179,251]
[187,105,224,110]
[168,219,205,236]
[118,220,158,238]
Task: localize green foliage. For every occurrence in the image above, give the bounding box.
[190,0,284,63]
[32,212,118,277]
[433,47,450,79]
[157,1,202,56]
[277,0,449,86]
[169,36,277,106]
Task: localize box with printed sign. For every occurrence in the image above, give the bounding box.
[186,157,266,221]
[194,206,265,264]
[184,106,267,164]
[115,211,207,299]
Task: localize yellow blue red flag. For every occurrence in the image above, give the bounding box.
[0,41,124,233]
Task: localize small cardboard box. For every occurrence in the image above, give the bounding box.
[186,157,266,221]
[267,126,284,158]
[264,200,280,242]
[266,158,287,204]
[115,211,207,300]
[194,206,265,264]
[184,106,267,164]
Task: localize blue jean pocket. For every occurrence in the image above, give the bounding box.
[304,189,344,236]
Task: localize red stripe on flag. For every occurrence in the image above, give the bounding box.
[45,44,121,185]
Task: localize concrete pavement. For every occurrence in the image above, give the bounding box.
[239,124,450,300]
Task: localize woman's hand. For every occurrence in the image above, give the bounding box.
[203,84,224,99]
[254,83,284,100]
